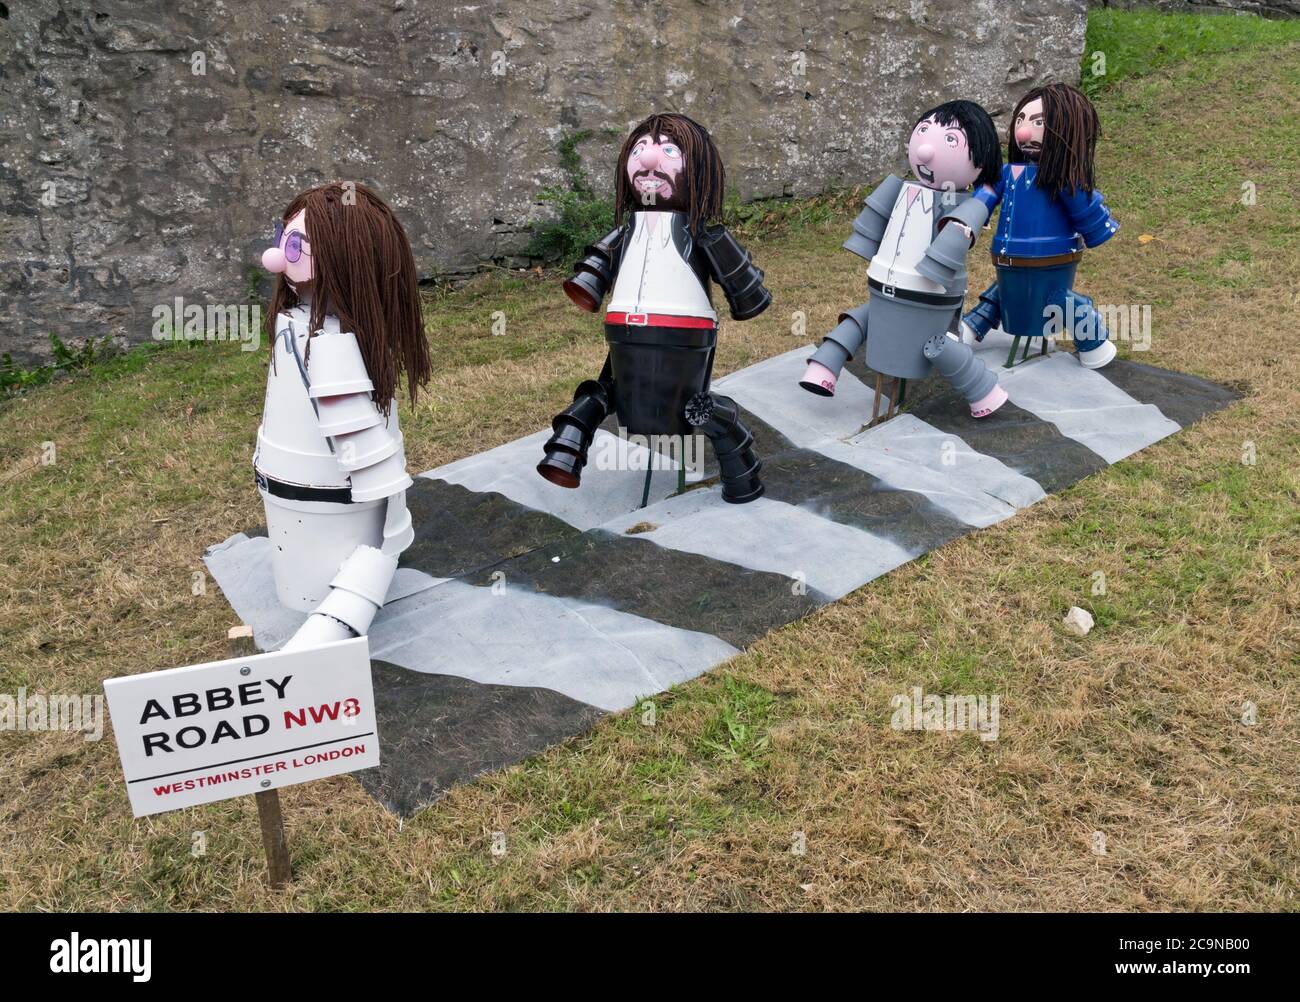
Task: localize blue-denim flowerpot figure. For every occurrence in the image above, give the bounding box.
[961,83,1121,370]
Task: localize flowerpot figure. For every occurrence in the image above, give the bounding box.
[800,100,1008,421]
[536,113,772,504]
[256,182,432,649]
[960,83,1121,370]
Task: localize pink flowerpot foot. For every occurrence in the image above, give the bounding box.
[970,383,1008,418]
[799,361,838,397]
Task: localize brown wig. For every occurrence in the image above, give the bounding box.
[264,181,431,413]
[614,113,725,235]
[1008,82,1100,198]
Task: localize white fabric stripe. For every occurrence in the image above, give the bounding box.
[367,578,739,712]
[848,413,1047,511]
[427,427,690,532]
[713,347,1031,527]
[600,489,914,600]
[204,531,738,712]
[999,352,1181,463]
[713,346,882,447]
[203,532,446,651]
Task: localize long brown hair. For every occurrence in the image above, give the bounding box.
[1008,83,1100,198]
[614,113,725,235]
[264,181,431,413]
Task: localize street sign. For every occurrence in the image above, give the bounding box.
[103,637,378,818]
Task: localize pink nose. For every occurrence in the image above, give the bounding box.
[262,246,287,273]
[638,145,661,170]
[1015,126,1034,144]
[914,143,935,163]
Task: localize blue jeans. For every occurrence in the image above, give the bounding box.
[964,262,1110,356]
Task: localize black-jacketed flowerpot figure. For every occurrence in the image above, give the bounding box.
[535,113,773,504]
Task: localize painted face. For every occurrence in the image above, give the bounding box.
[626,133,686,209]
[907,116,980,191]
[261,208,313,288]
[1013,98,1046,162]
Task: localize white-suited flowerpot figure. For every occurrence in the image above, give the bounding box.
[256,182,432,650]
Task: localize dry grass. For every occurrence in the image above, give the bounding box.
[1,41,1297,912]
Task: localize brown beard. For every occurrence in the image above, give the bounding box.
[630,168,687,212]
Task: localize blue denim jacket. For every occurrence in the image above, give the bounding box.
[975,163,1119,259]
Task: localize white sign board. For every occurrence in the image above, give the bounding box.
[103,637,379,817]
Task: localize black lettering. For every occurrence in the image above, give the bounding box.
[175,726,206,749]
[142,732,172,756]
[264,676,293,700]
[172,693,201,717]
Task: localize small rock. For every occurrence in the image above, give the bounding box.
[1063,606,1094,636]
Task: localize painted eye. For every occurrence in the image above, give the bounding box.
[945,134,958,146]
[918,124,929,133]
[662,144,680,158]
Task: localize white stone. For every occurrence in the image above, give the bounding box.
[1063,606,1095,636]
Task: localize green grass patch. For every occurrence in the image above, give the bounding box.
[1083,7,1300,95]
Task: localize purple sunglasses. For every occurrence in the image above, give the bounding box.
[271,220,310,263]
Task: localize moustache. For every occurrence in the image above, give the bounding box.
[633,169,673,184]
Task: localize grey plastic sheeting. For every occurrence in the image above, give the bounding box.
[204,343,1239,816]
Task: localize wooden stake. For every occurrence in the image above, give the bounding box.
[227,624,292,888]
[255,789,292,888]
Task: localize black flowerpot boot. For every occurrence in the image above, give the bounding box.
[685,391,764,504]
[537,377,612,489]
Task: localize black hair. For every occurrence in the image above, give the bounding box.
[913,100,1002,188]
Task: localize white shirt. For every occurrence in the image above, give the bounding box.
[607,212,717,320]
[866,183,945,295]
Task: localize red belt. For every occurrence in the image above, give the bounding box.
[605,311,716,329]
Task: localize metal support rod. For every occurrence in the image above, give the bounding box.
[640,463,653,509]
[1004,335,1022,369]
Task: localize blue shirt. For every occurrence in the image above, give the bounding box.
[976,163,1119,259]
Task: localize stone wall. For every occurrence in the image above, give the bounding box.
[0,0,1089,361]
